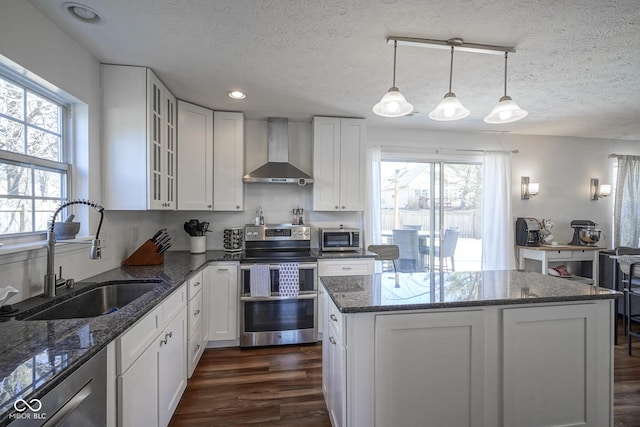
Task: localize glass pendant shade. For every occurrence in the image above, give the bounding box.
[483,95,528,124]
[373,87,414,117]
[429,92,470,121]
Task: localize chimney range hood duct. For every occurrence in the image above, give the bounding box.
[243,117,314,185]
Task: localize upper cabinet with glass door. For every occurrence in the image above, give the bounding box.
[101,65,176,210]
[312,117,366,211]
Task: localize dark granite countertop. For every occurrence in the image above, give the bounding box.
[312,248,376,259]
[0,250,234,426]
[320,270,620,314]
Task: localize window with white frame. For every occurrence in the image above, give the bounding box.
[0,74,69,235]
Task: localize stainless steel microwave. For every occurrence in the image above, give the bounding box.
[320,228,361,252]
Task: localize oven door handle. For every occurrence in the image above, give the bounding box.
[240,263,317,270]
[240,293,317,301]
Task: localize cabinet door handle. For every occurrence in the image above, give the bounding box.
[194,281,201,287]
[335,206,339,210]
[341,206,346,209]
[194,309,201,316]
[330,314,338,322]
[341,266,352,270]
[195,344,201,352]
[329,336,336,345]
[218,268,229,272]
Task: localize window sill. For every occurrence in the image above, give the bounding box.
[0,237,95,264]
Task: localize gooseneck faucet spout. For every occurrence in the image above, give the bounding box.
[44,199,105,298]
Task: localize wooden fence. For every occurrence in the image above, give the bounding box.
[381,209,481,239]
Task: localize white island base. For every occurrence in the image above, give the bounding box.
[321,272,615,427]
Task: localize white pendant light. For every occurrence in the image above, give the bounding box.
[373,41,414,117]
[429,45,470,121]
[484,52,528,124]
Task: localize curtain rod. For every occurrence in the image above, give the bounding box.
[609,153,640,159]
[436,148,519,154]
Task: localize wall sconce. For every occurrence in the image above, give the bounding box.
[521,176,539,199]
[591,178,611,200]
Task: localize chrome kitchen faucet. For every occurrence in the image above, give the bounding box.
[44,199,104,298]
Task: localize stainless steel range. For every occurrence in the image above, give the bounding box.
[240,224,317,347]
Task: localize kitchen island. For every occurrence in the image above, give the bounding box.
[320,270,619,427]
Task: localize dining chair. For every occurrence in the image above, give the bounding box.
[392,229,420,272]
[617,247,640,354]
[423,228,459,271]
[367,245,400,272]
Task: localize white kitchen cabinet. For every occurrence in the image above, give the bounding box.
[317,258,374,335]
[158,308,187,427]
[502,304,601,427]
[186,269,207,377]
[177,100,214,210]
[312,116,366,211]
[326,299,613,427]
[117,285,187,427]
[375,310,486,427]
[323,290,347,427]
[207,263,239,342]
[102,64,177,210]
[213,112,244,211]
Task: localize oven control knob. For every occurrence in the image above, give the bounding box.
[303,229,309,236]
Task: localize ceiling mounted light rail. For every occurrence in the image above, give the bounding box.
[376,36,527,124]
[372,40,414,117]
[429,40,470,121]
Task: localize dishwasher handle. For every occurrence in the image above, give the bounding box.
[41,379,93,427]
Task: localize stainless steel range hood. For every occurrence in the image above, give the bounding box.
[243,117,314,185]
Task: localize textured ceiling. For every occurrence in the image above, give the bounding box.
[27,0,640,140]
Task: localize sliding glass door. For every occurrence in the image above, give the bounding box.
[380,160,482,272]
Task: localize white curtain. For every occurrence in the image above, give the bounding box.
[365,146,382,248]
[481,152,514,270]
[614,155,640,247]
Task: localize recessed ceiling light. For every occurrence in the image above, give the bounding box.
[228,90,247,100]
[63,2,104,24]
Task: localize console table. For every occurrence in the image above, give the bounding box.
[517,245,603,286]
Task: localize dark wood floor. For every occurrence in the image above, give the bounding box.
[170,319,640,426]
[169,343,331,426]
[615,318,640,427]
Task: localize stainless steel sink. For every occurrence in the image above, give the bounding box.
[21,283,158,320]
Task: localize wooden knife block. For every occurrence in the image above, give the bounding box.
[123,240,164,266]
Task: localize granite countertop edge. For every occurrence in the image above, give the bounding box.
[331,293,619,313]
[321,271,620,314]
[0,250,232,426]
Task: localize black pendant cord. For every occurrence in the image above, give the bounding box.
[503,52,509,97]
[448,46,454,93]
[392,40,398,87]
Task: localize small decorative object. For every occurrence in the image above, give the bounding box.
[53,214,80,240]
[540,219,555,244]
[0,286,19,307]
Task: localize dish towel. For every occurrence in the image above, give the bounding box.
[278,263,300,297]
[250,265,271,297]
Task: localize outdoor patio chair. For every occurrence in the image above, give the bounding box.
[423,228,459,271]
[392,229,421,272]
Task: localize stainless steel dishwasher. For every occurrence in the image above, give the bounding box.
[9,346,107,426]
